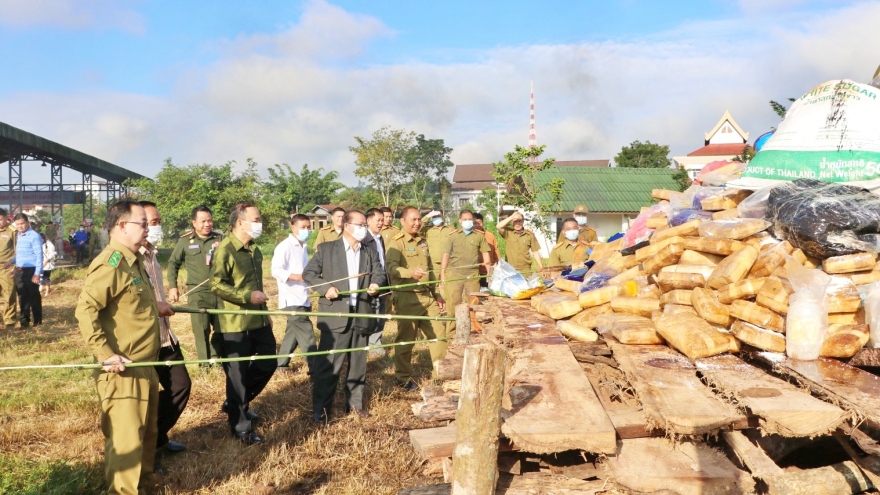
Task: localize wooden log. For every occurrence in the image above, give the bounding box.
[847,347,880,367]
[609,437,755,495]
[755,354,880,427]
[567,341,612,357]
[454,303,471,345]
[408,425,514,459]
[695,354,846,437]
[721,430,783,479]
[451,343,506,495]
[493,298,617,454]
[436,347,464,381]
[606,337,743,435]
[765,461,873,495]
[412,395,459,422]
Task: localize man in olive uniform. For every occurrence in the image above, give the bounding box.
[167,205,224,364]
[211,202,275,445]
[314,207,344,249]
[548,218,591,271]
[379,206,400,244]
[440,209,491,335]
[0,209,17,329]
[385,206,447,391]
[87,223,101,262]
[420,210,452,275]
[556,204,598,244]
[75,200,167,495]
[497,211,545,274]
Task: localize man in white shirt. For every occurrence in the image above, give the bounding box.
[362,208,387,357]
[271,213,317,374]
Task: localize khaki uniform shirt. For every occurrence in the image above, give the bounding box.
[548,240,590,268]
[442,229,490,277]
[210,234,270,333]
[314,225,341,249]
[498,226,540,272]
[167,230,223,294]
[75,239,160,363]
[0,225,16,264]
[421,223,453,268]
[380,225,401,245]
[44,226,57,242]
[385,231,438,297]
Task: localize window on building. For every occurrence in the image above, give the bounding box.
[459,198,469,207]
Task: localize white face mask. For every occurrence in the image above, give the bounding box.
[460,220,474,232]
[575,216,587,226]
[431,217,443,227]
[245,221,262,240]
[146,225,163,245]
[564,229,579,241]
[350,225,367,242]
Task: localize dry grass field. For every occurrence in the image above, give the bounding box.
[0,261,442,494]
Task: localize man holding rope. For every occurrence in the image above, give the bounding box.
[304,209,385,421]
[211,202,275,445]
[75,200,164,494]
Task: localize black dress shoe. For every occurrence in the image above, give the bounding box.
[221,400,260,421]
[162,441,187,453]
[234,431,262,445]
[398,379,419,391]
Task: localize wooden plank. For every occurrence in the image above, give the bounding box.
[756,353,880,427]
[721,431,783,479]
[696,354,846,437]
[411,395,458,422]
[492,298,617,454]
[399,474,611,495]
[847,347,880,367]
[608,437,755,495]
[607,337,744,435]
[408,425,514,459]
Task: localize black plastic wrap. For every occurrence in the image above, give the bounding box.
[765,179,880,259]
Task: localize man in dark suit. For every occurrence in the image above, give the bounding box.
[303,210,386,422]
[362,208,388,357]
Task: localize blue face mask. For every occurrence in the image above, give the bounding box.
[460,220,474,232]
[431,217,443,227]
[575,216,587,226]
[296,229,311,243]
[564,229,579,241]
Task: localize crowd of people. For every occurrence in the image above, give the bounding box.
[71,199,598,494]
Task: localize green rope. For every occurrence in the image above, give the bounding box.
[0,337,448,372]
[170,307,455,322]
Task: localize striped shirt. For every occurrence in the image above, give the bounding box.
[140,243,178,348]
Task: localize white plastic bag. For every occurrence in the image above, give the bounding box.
[864,282,880,348]
[785,258,831,360]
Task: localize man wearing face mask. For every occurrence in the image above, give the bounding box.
[557,204,598,244]
[210,202,275,445]
[314,207,345,249]
[420,210,451,277]
[138,201,190,456]
[362,208,388,357]
[304,210,385,421]
[73,224,89,264]
[496,211,544,275]
[549,218,591,271]
[168,205,224,366]
[271,213,317,374]
[440,210,491,336]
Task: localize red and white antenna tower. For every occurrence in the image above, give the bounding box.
[528,81,537,164]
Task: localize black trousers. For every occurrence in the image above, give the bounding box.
[218,326,276,434]
[76,246,87,264]
[312,309,369,417]
[277,305,317,371]
[155,345,192,447]
[14,267,41,325]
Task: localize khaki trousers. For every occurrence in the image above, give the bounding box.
[392,291,447,384]
[0,266,17,325]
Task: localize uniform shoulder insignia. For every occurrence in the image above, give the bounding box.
[586,226,597,231]
[392,232,405,240]
[320,225,332,231]
[448,229,460,235]
[107,251,123,268]
[474,227,485,233]
[180,230,194,238]
[553,241,565,249]
[524,229,535,235]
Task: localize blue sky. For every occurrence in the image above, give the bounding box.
[1,0,878,183]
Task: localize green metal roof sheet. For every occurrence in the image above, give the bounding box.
[535,167,679,213]
[0,121,146,183]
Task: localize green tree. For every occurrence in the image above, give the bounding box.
[671,165,692,192]
[400,135,454,210]
[492,144,563,236]
[333,184,384,212]
[614,140,672,168]
[264,163,342,214]
[126,158,281,243]
[350,126,416,206]
[475,185,502,219]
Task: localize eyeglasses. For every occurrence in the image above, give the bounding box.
[346,223,367,228]
[122,221,148,228]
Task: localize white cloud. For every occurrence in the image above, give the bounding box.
[0,0,145,33]
[2,0,880,188]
